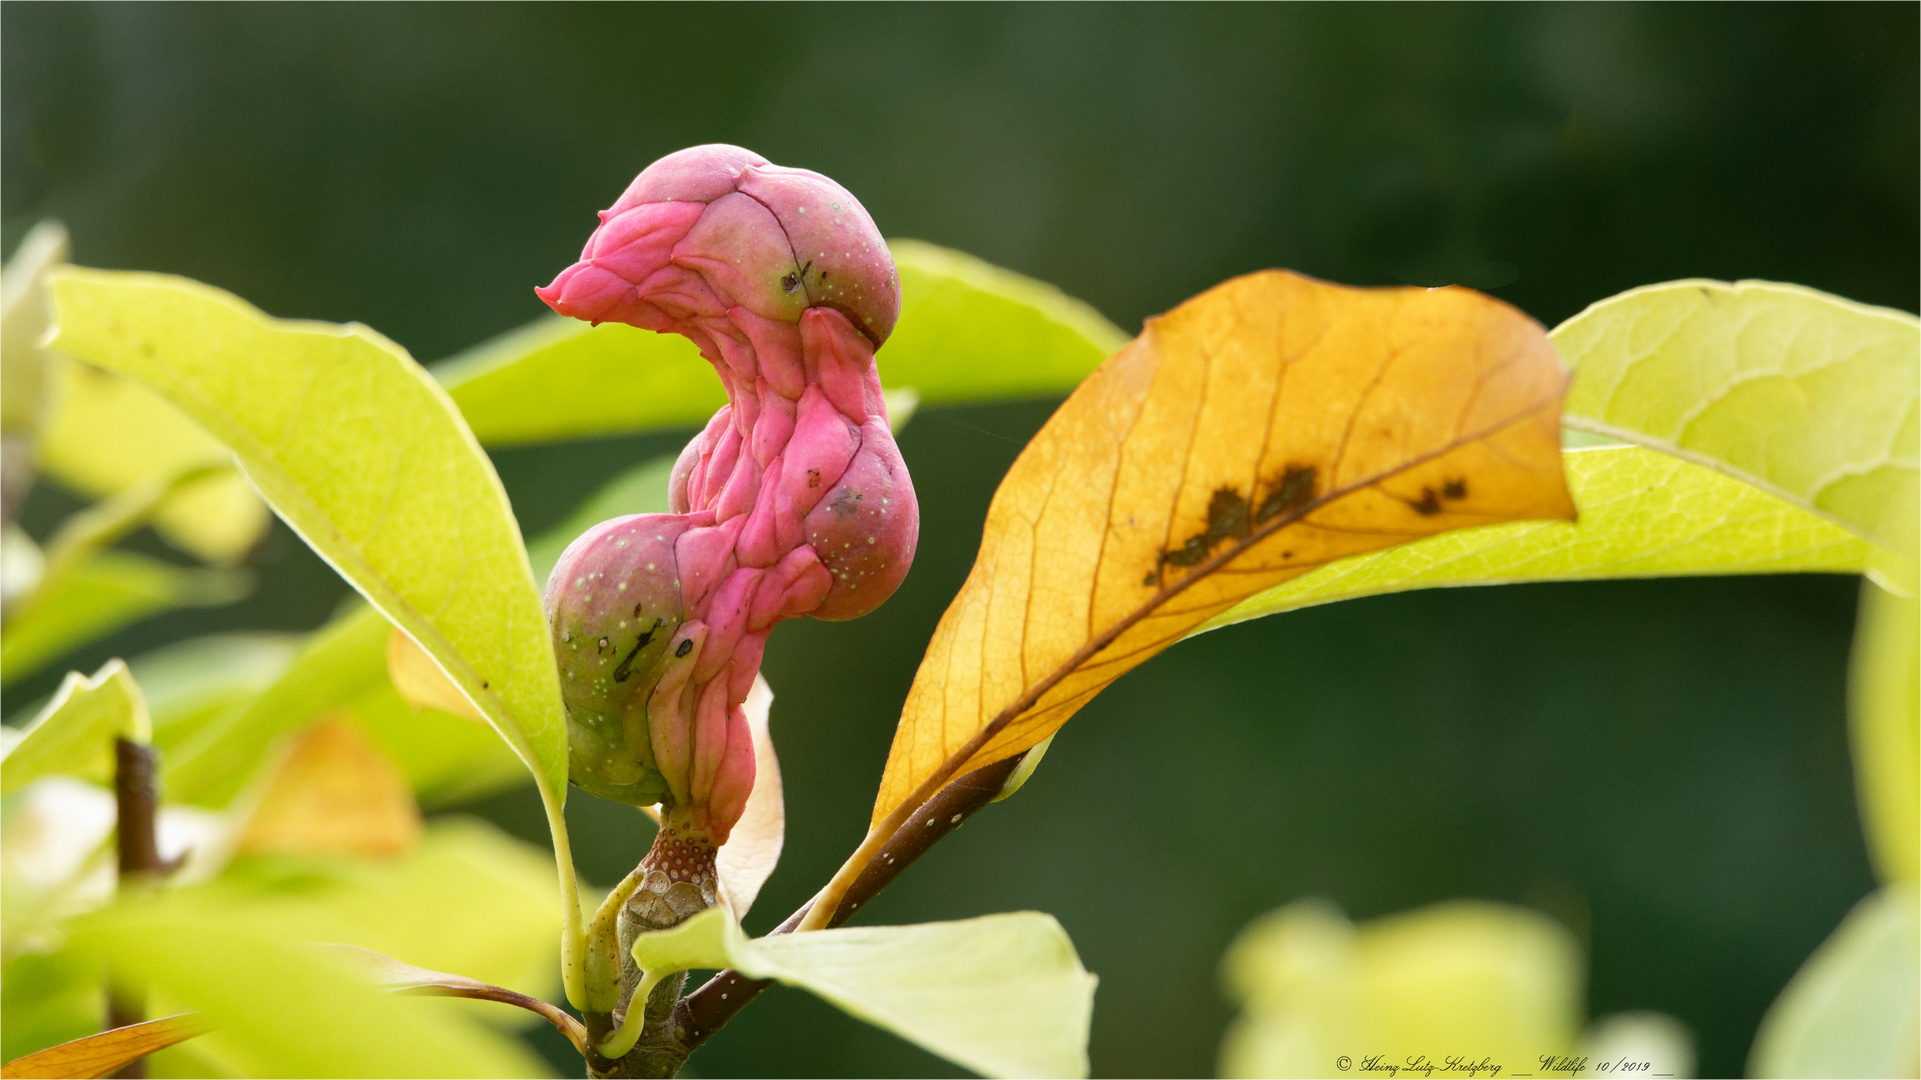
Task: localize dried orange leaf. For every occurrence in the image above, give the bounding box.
[236,716,423,859]
[0,1014,206,1079]
[871,271,1573,827]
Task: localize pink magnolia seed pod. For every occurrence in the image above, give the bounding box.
[539,145,918,845]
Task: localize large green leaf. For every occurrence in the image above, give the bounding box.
[1749,884,1919,1078]
[1,659,149,794]
[1202,445,1871,632]
[1850,583,1919,886]
[1552,280,1919,567]
[46,268,565,802]
[437,241,1125,446]
[0,551,249,686]
[614,908,1095,1079]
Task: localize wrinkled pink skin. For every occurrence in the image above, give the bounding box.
[540,145,917,846]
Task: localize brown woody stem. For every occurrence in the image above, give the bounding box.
[109,737,163,1080]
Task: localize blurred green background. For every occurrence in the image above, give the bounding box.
[4,4,1914,1076]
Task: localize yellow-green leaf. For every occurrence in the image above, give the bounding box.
[1203,445,1873,631]
[624,908,1095,1079]
[1850,582,1919,886]
[870,271,1573,831]
[1749,884,1919,1078]
[1,659,149,794]
[1552,280,1919,569]
[437,241,1124,446]
[46,268,566,803]
[0,551,249,686]
[1219,899,1583,1080]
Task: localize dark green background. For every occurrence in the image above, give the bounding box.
[5,4,1915,1077]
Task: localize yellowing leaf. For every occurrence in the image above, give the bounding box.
[45,268,567,803]
[386,628,484,723]
[871,271,1573,828]
[0,1014,206,1080]
[1201,444,1873,631]
[1850,583,1919,886]
[236,716,423,860]
[1552,280,1919,568]
[1,659,149,795]
[38,358,268,564]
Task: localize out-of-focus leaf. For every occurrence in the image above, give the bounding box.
[386,629,484,723]
[235,717,423,860]
[0,552,249,687]
[1203,445,1873,632]
[1581,1012,1695,1080]
[66,881,553,1078]
[37,358,268,565]
[1552,280,1919,575]
[0,1014,207,1080]
[623,908,1095,1079]
[717,674,782,919]
[128,633,301,750]
[878,240,1127,405]
[871,271,1573,830]
[1,525,44,613]
[437,241,1117,446]
[2,221,69,437]
[349,682,531,808]
[1219,899,1583,1079]
[48,269,567,805]
[437,316,723,446]
[1750,885,1919,1078]
[0,948,102,1066]
[1,660,148,794]
[2,221,69,528]
[1850,583,1919,886]
[321,944,588,1053]
[3,778,227,964]
[164,606,391,807]
[164,605,527,810]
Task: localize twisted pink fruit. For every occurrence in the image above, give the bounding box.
[540,145,917,846]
